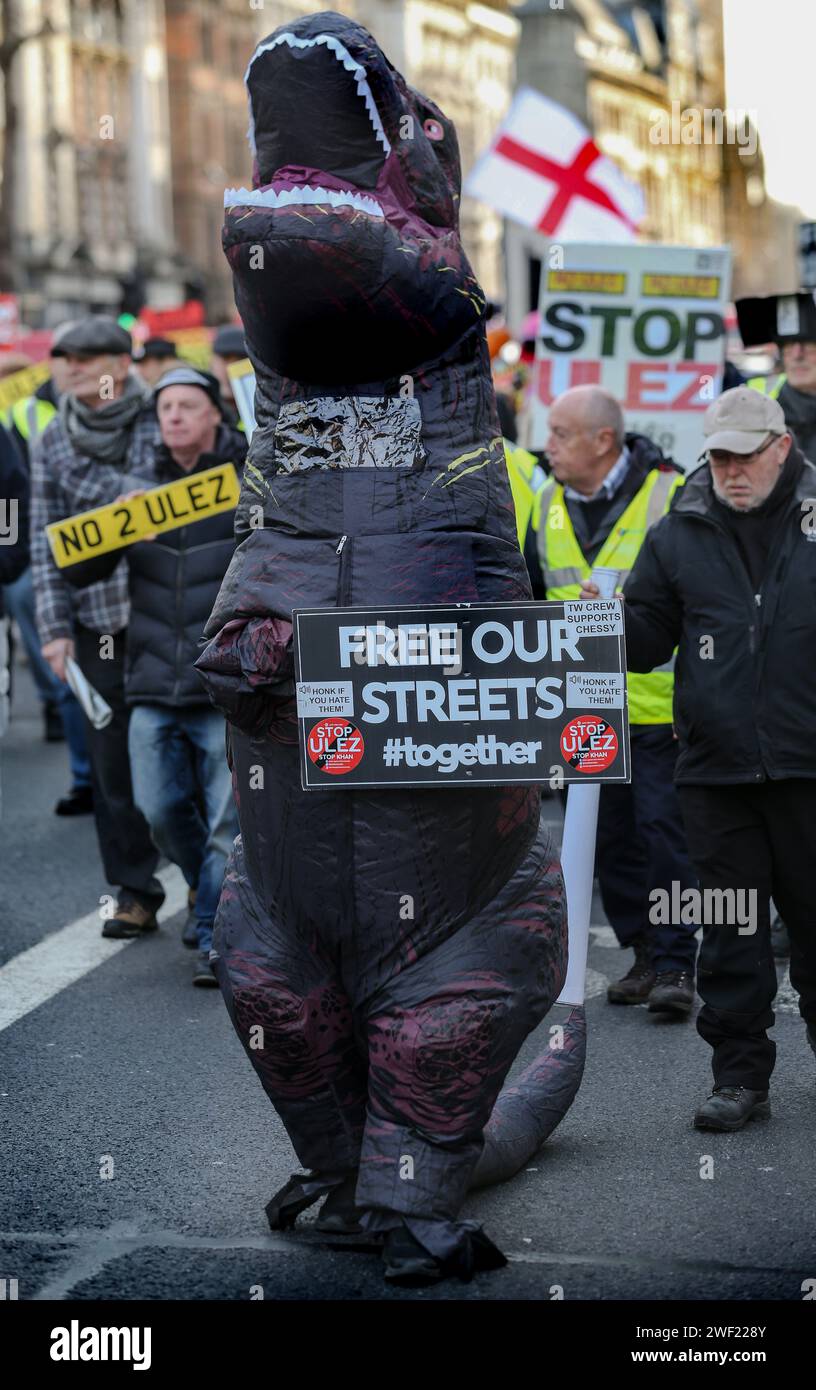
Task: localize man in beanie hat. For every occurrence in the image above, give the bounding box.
[64,365,245,984]
[29,314,165,937]
[581,386,816,1131]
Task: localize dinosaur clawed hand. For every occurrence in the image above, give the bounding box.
[195,615,295,737]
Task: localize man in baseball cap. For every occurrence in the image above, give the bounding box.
[701,386,790,513]
[580,383,816,1133]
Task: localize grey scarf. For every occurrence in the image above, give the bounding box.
[60,373,150,464]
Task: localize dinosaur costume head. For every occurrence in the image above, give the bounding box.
[225,11,483,382]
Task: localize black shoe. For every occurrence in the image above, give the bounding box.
[313,1175,363,1234]
[101,897,160,939]
[607,937,655,1004]
[693,1086,770,1132]
[192,952,219,988]
[182,889,198,949]
[648,970,695,1016]
[770,914,791,960]
[54,785,94,817]
[44,702,65,743]
[806,1026,816,1062]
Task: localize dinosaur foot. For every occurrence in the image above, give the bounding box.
[312,1174,364,1235]
[382,1222,508,1288]
[265,1170,362,1233]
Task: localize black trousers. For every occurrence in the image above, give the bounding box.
[596,724,698,973]
[678,781,816,1089]
[74,625,163,909]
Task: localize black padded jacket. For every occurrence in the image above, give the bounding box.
[66,425,246,706]
[622,446,816,785]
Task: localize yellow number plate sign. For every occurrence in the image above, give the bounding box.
[46,463,240,569]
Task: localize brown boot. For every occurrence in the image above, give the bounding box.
[101,897,159,940]
[607,937,655,1004]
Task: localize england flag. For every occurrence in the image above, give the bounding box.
[465,88,645,242]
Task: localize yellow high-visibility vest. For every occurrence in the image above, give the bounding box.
[746,374,785,399]
[536,469,683,724]
[503,440,547,549]
[2,394,56,443]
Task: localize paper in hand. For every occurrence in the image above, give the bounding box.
[65,655,113,730]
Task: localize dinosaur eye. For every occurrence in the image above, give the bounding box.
[423,118,444,141]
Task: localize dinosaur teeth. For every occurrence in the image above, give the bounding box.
[245,32,392,160]
[224,185,385,219]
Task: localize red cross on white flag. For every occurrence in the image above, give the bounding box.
[465,88,645,242]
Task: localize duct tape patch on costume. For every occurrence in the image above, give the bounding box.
[293,599,631,789]
[46,463,240,568]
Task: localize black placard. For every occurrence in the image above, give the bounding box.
[293,600,630,790]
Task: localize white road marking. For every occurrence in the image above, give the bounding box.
[0,1223,800,1301]
[774,966,800,1016]
[589,925,619,948]
[0,865,187,1033]
[583,967,610,1000]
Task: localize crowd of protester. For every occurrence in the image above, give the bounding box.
[1,304,815,1131]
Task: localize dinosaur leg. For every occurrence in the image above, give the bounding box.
[212,836,368,1226]
[354,816,567,1280]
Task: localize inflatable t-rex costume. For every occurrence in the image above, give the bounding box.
[197,11,580,1286]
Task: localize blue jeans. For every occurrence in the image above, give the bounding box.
[2,567,91,790]
[128,704,238,952]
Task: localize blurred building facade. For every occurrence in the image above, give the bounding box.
[0,0,517,326]
[163,0,519,314]
[352,0,518,304]
[0,0,799,332]
[503,0,796,329]
[2,0,184,325]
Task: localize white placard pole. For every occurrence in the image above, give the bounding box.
[556,567,620,1007]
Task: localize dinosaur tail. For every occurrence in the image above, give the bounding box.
[469,1006,586,1191]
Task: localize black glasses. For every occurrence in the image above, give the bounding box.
[704,435,779,468]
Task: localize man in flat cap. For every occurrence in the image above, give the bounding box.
[30,314,166,938]
[581,386,816,1131]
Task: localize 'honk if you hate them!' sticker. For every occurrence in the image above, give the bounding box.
[46,463,240,568]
